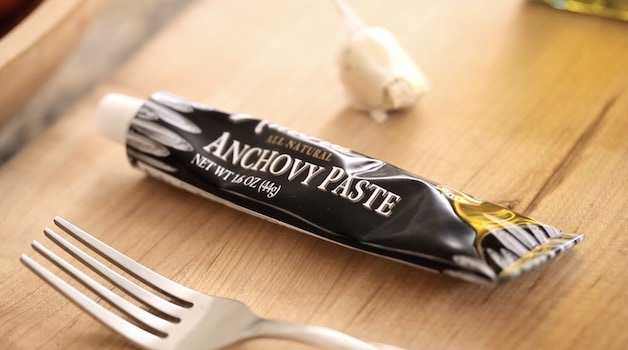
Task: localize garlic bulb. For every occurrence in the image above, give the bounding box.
[333,0,429,122]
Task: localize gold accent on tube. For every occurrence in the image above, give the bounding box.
[436,185,540,253]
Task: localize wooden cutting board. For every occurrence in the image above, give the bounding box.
[1,0,627,349]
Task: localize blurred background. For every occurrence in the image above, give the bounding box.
[0,0,194,165]
[0,0,626,166]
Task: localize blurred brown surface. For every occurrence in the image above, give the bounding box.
[0,0,93,136]
[0,0,194,164]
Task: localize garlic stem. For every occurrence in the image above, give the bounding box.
[332,0,365,32]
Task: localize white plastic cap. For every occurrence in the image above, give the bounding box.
[95,93,144,144]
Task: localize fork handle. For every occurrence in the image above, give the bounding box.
[251,319,395,350]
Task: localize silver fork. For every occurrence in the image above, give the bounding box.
[20,217,398,350]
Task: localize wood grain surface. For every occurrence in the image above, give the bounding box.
[1,0,626,349]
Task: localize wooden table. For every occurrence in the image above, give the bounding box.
[2,1,626,349]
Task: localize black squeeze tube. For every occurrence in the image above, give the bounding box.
[95,91,584,284]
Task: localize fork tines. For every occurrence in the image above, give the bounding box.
[20,217,187,346]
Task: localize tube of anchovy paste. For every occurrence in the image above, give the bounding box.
[94,91,584,284]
